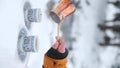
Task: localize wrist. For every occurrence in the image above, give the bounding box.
[46,48,68,59]
[58,48,65,53]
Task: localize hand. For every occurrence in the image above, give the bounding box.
[52,37,66,53]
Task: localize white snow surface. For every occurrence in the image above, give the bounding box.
[0,0,120,68]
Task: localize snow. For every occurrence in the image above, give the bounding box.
[0,0,120,68]
[0,0,26,68]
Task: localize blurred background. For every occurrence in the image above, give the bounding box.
[0,0,120,68]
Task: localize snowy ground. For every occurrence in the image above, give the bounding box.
[0,0,120,68]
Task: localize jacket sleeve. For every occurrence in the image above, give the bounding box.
[42,48,68,68]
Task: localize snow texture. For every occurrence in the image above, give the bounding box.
[0,0,120,68]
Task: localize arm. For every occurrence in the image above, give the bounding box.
[43,38,68,68]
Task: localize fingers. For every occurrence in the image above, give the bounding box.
[52,37,66,53]
[59,38,66,46]
[57,37,66,53]
[52,41,59,50]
